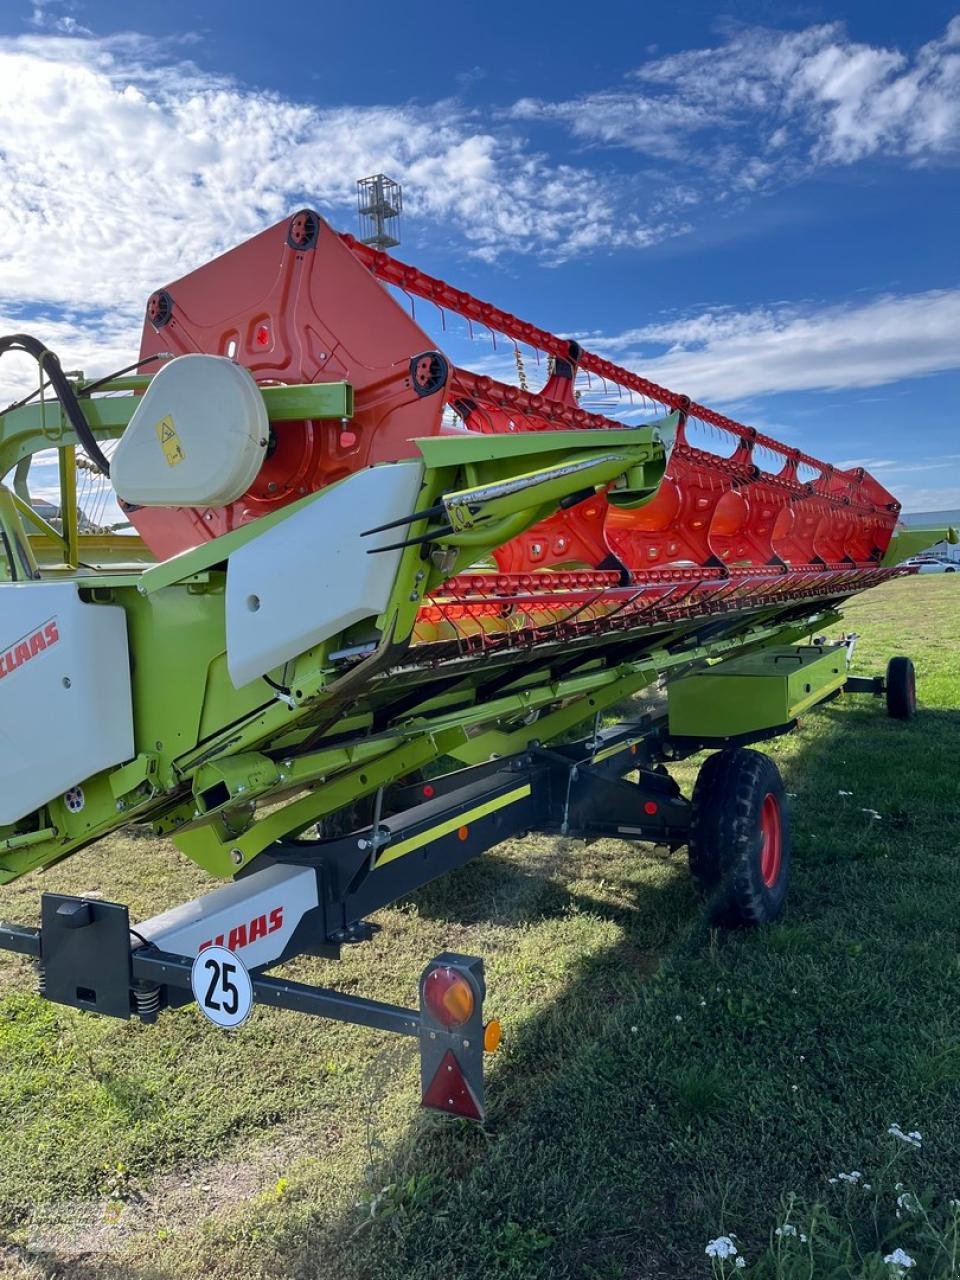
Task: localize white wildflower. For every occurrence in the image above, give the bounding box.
[630,1026,638,1033]
[700,999,707,1007]
[883,1247,915,1270]
[861,808,882,819]
[675,1014,683,1022]
[735,1258,746,1270]
[897,1191,919,1213]
[839,790,853,796]
[949,1198,960,1209]
[791,1084,799,1092]
[705,1236,738,1259]
[800,1233,807,1243]
[888,1124,922,1148]
[838,1171,862,1184]
[775,1224,797,1238]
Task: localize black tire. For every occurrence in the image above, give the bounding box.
[688,748,790,926]
[886,656,917,720]
[945,567,956,573]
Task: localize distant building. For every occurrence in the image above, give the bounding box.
[900,510,960,562]
[31,499,97,534]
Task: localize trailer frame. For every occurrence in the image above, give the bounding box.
[0,647,903,1121]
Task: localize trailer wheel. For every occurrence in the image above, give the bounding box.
[886,656,917,720]
[688,748,790,926]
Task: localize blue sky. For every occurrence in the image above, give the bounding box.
[0,0,958,511]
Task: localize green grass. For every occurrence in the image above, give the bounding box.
[1,576,958,1279]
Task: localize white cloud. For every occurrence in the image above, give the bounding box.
[893,482,960,513]
[510,18,960,187]
[0,32,662,320]
[0,29,683,417]
[583,289,960,402]
[28,1,93,37]
[1,25,956,525]
[0,306,135,408]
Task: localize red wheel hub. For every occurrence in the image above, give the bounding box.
[759,792,782,888]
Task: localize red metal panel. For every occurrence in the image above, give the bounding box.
[125,213,903,609]
[342,233,903,570]
[133,213,445,559]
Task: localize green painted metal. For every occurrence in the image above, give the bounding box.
[0,373,865,891]
[0,484,40,580]
[667,644,849,738]
[30,534,154,571]
[881,524,959,566]
[414,418,676,468]
[0,380,355,480]
[0,412,678,882]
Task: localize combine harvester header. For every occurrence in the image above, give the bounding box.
[0,211,953,1119]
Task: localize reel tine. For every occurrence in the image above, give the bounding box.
[361,502,446,537]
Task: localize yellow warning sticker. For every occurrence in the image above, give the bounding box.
[155,415,185,467]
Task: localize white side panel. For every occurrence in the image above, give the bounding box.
[111,354,268,508]
[0,583,134,824]
[225,462,424,688]
[137,863,319,968]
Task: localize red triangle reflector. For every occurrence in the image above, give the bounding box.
[421,1049,483,1121]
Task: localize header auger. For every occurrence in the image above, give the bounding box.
[0,210,953,1120]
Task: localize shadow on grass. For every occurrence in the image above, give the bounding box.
[1,1246,172,1280]
[23,698,960,1280]
[407,842,686,930]
[258,697,960,1280]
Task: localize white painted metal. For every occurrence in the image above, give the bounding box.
[110,354,268,507]
[225,461,424,687]
[0,582,133,823]
[137,862,320,969]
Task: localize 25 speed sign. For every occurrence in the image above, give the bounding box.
[190,946,254,1028]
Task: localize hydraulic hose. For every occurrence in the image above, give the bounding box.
[0,334,111,476]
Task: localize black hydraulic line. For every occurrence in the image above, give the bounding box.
[0,334,112,476]
[76,352,166,398]
[1,352,166,415]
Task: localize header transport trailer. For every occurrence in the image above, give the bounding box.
[0,211,954,1120]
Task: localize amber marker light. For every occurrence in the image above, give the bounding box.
[483,1019,502,1053]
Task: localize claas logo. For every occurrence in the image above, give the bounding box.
[199,907,283,953]
[0,618,59,679]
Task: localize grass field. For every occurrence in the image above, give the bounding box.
[1,576,958,1280]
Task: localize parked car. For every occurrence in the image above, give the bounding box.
[903,555,957,573]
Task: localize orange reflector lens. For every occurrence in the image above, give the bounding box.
[423,966,475,1027]
[458,825,469,841]
[421,1049,482,1120]
[483,1019,502,1053]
